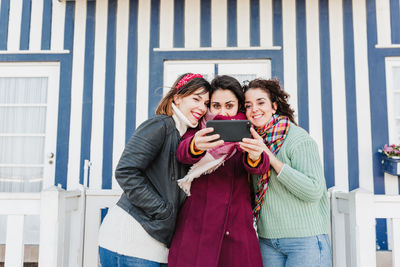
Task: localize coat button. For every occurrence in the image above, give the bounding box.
[225,231,230,236]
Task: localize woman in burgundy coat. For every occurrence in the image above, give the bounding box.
[168,76,269,267]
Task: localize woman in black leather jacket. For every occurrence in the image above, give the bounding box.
[98,73,211,267]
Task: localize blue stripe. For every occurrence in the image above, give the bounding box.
[296,0,309,130]
[319,0,335,189]
[174,0,184,48]
[126,0,139,141]
[390,0,400,44]
[200,0,211,47]
[148,0,161,117]
[250,0,260,46]
[366,0,388,195]
[272,0,283,83]
[273,0,282,47]
[214,63,218,76]
[227,0,237,47]
[79,1,96,186]
[20,0,32,50]
[54,2,75,189]
[366,0,388,250]
[41,0,52,50]
[376,219,388,250]
[102,0,117,190]
[0,0,10,50]
[343,0,359,190]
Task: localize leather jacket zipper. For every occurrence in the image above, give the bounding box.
[170,151,176,181]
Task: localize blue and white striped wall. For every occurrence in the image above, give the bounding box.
[0,0,400,249]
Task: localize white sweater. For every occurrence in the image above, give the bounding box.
[98,104,195,262]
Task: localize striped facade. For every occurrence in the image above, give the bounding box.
[0,0,399,249]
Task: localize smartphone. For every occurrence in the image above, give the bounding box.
[206,120,252,142]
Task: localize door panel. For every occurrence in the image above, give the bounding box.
[0,63,59,192]
[0,62,59,244]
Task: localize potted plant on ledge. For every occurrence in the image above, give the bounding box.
[379,144,400,176]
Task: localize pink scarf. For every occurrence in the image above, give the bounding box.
[177,112,246,196]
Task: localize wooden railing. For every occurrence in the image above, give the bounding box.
[2,186,400,266]
[330,187,400,267]
[0,186,84,267]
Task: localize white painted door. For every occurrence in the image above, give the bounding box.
[0,62,59,192]
[0,62,60,244]
[163,59,271,93]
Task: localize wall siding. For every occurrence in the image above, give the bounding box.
[0,0,399,249]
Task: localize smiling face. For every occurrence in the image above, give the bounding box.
[173,88,209,124]
[209,89,239,117]
[244,88,277,128]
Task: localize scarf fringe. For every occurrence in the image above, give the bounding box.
[177,154,228,196]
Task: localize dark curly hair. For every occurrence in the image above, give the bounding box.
[210,75,245,112]
[244,78,297,124]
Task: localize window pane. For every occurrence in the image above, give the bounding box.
[224,74,257,85]
[0,137,45,164]
[393,67,400,91]
[395,92,400,117]
[0,167,43,192]
[0,77,48,104]
[0,107,46,133]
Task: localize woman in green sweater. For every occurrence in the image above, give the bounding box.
[239,78,332,267]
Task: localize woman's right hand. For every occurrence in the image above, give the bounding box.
[193,127,224,151]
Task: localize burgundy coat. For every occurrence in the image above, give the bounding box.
[168,127,269,267]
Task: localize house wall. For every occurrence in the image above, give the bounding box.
[0,0,399,249]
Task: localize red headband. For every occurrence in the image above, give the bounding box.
[175,74,204,90]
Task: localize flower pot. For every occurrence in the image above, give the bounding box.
[381,156,400,176]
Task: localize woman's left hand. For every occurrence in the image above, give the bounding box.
[239,128,267,161]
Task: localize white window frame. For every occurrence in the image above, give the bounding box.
[163,59,271,94]
[385,57,400,144]
[0,62,60,190]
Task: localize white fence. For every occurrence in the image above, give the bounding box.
[1,186,400,266]
[0,186,121,267]
[330,187,400,267]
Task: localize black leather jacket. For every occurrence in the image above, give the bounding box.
[116,115,188,247]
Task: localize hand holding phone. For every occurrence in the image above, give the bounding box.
[239,127,267,161]
[193,127,224,151]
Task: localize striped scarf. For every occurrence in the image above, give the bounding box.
[253,114,290,221]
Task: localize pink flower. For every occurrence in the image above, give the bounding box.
[383,144,400,158]
[385,147,394,153]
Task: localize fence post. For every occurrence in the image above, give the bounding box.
[67,185,86,267]
[392,218,400,267]
[4,215,25,267]
[38,186,66,267]
[329,187,347,267]
[348,188,376,267]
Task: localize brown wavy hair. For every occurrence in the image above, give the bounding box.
[156,73,211,116]
[244,78,297,125]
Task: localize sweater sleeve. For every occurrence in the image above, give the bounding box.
[176,128,205,165]
[276,139,325,202]
[242,151,270,175]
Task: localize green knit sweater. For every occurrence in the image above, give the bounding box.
[254,122,330,238]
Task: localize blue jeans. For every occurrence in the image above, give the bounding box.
[259,234,332,267]
[99,247,168,267]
